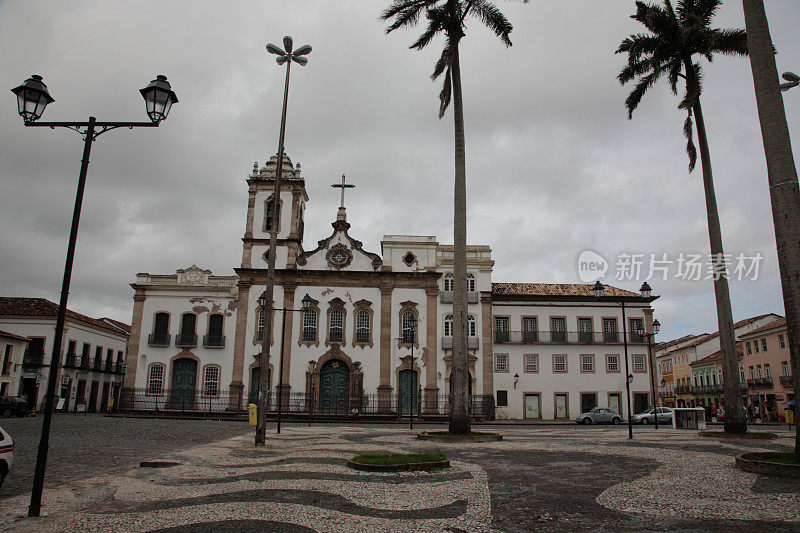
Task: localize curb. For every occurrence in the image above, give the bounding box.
[735,453,800,478]
[416,432,503,442]
[346,459,450,472]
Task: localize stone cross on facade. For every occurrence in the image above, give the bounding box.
[331,173,355,209]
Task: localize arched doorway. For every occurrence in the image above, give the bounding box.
[170,358,197,409]
[399,369,418,415]
[249,367,271,406]
[319,359,349,414]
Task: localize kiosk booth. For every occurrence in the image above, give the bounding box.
[672,407,706,429]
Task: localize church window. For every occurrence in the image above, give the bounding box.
[467,273,475,292]
[403,252,416,266]
[495,354,509,372]
[329,308,344,343]
[147,364,165,395]
[444,273,454,291]
[203,365,220,397]
[355,309,370,343]
[468,314,476,337]
[402,310,417,344]
[633,355,646,373]
[331,250,349,265]
[264,195,281,232]
[444,314,453,337]
[302,308,317,342]
[177,313,197,346]
[256,308,265,341]
[206,314,224,346]
[553,354,567,373]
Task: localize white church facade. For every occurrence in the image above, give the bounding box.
[122,153,658,420]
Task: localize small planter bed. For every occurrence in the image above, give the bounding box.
[699,431,777,440]
[736,452,800,478]
[416,431,503,442]
[347,451,449,472]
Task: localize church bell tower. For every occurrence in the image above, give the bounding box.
[241,152,308,270]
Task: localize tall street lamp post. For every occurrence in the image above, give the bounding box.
[11,74,178,518]
[257,36,311,446]
[780,71,799,92]
[308,360,316,427]
[259,291,312,434]
[636,319,661,429]
[594,281,655,440]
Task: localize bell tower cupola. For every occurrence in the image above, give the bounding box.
[241,152,308,270]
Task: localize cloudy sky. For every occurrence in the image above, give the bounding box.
[1,0,799,341]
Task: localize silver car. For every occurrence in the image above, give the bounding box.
[575,407,622,425]
[633,407,673,424]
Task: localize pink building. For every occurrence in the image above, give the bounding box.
[740,318,794,422]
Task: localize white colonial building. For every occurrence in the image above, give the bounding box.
[0,297,129,411]
[123,152,658,420]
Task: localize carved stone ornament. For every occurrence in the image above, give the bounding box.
[326,243,353,270]
[177,265,209,285]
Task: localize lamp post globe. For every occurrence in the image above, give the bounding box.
[593,281,604,298]
[11,75,54,123]
[139,75,178,124]
[653,319,661,334]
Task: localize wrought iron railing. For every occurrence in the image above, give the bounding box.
[118,388,495,418]
[441,336,480,349]
[63,355,77,368]
[175,334,198,348]
[493,330,647,344]
[780,375,794,387]
[148,333,171,347]
[22,351,45,366]
[203,335,225,348]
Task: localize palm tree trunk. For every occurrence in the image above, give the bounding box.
[742,0,800,457]
[448,42,471,434]
[692,97,747,434]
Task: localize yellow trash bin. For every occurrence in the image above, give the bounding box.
[248,403,257,426]
[787,410,794,425]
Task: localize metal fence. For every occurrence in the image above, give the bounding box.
[119,387,495,418]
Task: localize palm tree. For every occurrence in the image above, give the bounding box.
[382,0,526,433]
[741,0,800,458]
[617,0,749,434]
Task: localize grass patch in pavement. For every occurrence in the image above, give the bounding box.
[699,430,777,440]
[351,450,447,465]
[743,452,800,464]
[423,431,500,437]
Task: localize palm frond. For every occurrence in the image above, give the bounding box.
[683,111,697,172]
[465,0,514,46]
[679,61,702,110]
[438,67,452,118]
[382,0,435,33]
[709,28,748,57]
[624,69,664,118]
[410,9,447,50]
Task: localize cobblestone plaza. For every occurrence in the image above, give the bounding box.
[0,416,798,531]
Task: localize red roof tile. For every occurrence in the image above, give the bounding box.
[690,341,743,366]
[739,317,786,337]
[492,283,642,298]
[0,297,129,337]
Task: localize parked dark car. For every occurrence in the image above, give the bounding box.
[0,396,31,417]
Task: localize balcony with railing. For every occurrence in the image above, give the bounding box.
[92,357,103,371]
[493,330,647,345]
[747,377,775,388]
[148,333,171,347]
[63,355,77,368]
[675,384,691,394]
[104,358,114,372]
[203,335,226,348]
[79,356,90,369]
[22,351,45,367]
[175,334,198,348]
[780,375,794,387]
[115,360,125,374]
[439,290,479,304]
[441,336,480,350]
[659,391,675,399]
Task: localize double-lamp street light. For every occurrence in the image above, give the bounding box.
[593,280,654,440]
[258,291,312,434]
[635,318,661,429]
[12,74,178,518]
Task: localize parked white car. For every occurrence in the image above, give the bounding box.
[0,426,12,488]
[633,407,674,424]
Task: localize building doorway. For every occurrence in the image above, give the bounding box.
[633,392,649,414]
[581,392,597,414]
[399,369,418,415]
[21,377,37,409]
[555,393,568,419]
[319,359,349,414]
[170,358,197,409]
[524,393,541,419]
[88,381,99,412]
[609,393,621,415]
[100,382,110,412]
